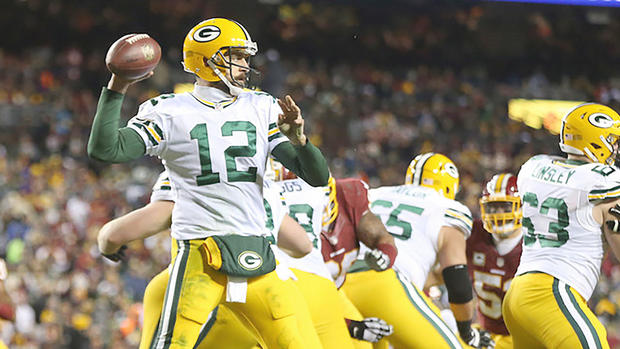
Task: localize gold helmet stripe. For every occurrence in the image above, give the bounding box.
[494,173,506,194]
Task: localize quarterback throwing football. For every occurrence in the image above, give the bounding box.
[88,18,329,349]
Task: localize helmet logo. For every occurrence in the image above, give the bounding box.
[588,113,615,129]
[193,25,221,42]
[444,163,459,178]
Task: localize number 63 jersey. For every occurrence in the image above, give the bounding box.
[516,154,620,300]
[368,185,473,289]
[127,87,288,240]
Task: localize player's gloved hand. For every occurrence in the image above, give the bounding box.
[347,317,393,343]
[102,245,127,262]
[461,327,495,349]
[606,204,620,232]
[364,248,391,271]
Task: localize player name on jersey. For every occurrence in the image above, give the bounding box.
[531,164,576,184]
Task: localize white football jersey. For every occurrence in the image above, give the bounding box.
[263,178,288,242]
[128,85,288,240]
[277,178,332,280]
[516,154,620,300]
[150,170,176,203]
[368,185,473,288]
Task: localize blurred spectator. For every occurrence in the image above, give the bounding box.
[2,0,620,347]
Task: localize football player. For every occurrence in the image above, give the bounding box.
[276,166,394,349]
[89,18,329,348]
[98,169,315,349]
[343,153,494,349]
[316,176,399,348]
[503,103,620,348]
[467,173,523,349]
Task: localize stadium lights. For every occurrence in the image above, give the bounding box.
[508,99,583,134]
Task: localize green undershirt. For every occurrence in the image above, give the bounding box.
[87,87,329,186]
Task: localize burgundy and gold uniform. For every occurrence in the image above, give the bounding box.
[467,219,521,336]
[321,178,370,288]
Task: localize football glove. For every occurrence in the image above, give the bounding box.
[102,245,127,262]
[364,249,391,271]
[347,317,393,343]
[606,204,620,232]
[461,327,495,349]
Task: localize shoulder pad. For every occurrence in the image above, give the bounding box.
[139,93,180,113]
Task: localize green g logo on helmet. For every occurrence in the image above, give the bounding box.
[588,113,615,129]
[560,103,620,165]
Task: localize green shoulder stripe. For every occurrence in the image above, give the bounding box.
[589,184,620,195]
[447,208,472,220]
[132,123,159,146]
[153,123,164,140]
[268,132,284,142]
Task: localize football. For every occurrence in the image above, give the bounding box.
[105,33,161,79]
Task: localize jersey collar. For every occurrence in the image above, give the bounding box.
[192,84,236,103]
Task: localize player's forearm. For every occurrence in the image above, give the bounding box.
[98,221,126,255]
[276,215,313,258]
[98,201,173,254]
[87,87,145,163]
[272,141,329,186]
[450,301,474,322]
[451,301,476,342]
[442,262,475,339]
[358,211,394,248]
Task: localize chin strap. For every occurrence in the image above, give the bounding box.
[206,60,245,96]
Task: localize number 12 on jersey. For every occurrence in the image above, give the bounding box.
[190,121,257,185]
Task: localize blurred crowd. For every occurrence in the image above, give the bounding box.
[2,0,620,347]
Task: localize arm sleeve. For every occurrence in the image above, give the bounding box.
[87,87,146,163]
[272,141,329,187]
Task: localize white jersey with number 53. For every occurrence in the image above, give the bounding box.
[368,185,473,288]
[516,154,620,300]
[127,85,288,240]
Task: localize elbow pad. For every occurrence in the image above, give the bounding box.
[442,264,473,304]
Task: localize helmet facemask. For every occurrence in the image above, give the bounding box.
[604,133,620,167]
[480,197,522,238]
[206,46,259,95]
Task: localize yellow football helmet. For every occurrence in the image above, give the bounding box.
[559,103,620,165]
[405,153,459,200]
[480,173,522,236]
[182,18,257,93]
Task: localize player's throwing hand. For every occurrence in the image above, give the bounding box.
[277,95,306,146]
